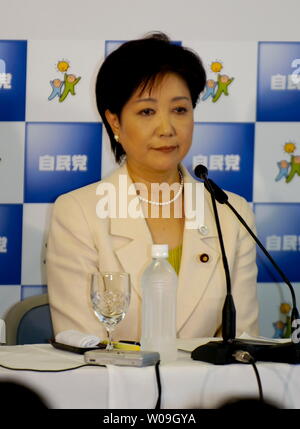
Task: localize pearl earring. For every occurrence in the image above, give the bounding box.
[114,134,119,143]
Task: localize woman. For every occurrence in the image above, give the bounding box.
[47,33,259,340]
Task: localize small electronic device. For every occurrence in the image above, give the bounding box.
[84,349,160,367]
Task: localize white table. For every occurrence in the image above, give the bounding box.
[0,343,299,409]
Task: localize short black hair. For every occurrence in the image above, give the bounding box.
[95,32,206,164]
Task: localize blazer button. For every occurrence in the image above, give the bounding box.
[198,225,208,236]
[199,253,209,263]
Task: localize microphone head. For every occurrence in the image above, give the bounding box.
[194,164,208,180]
[205,179,228,204]
[193,164,228,204]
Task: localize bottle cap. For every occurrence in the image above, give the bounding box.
[152,244,169,258]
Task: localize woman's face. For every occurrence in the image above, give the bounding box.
[106,72,194,176]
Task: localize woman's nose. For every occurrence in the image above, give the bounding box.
[157,113,175,137]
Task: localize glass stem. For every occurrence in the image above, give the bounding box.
[106,327,114,351]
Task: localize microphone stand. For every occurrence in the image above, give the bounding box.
[191,165,300,364]
[192,170,238,364]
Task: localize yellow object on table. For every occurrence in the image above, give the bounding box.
[102,340,141,351]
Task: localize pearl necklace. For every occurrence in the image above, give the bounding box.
[137,171,184,206]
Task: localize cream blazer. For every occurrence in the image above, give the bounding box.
[46,162,259,340]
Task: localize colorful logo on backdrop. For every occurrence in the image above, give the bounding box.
[0,204,23,284]
[24,122,102,203]
[48,59,81,103]
[254,203,300,282]
[201,60,234,103]
[0,40,27,121]
[275,141,300,184]
[272,302,292,339]
[183,122,254,201]
[257,42,300,121]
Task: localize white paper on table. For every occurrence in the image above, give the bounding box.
[55,330,101,348]
[176,332,291,353]
[238,332,291,344]
[0,344,86,371]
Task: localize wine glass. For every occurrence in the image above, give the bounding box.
[90,272,131,351]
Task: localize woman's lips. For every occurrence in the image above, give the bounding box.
[152,146,178,153]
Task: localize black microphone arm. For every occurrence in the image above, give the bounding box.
[200,170,236,342]
[195,164,299,326]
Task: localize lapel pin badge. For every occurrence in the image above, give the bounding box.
[199,253,210,263]
[198,225,208,236]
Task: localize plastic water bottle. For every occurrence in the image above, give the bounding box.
[140,244,178,364]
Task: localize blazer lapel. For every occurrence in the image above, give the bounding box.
[108,164,153,299]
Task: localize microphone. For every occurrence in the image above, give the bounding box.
[191,164,300,365]
[197,165,236,342]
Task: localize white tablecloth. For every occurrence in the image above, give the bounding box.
[0,343,299,409]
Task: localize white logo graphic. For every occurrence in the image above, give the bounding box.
[266,235,300,251]
[39,155,88,171]
[193,154,240,171]
[291,319,300,344]
[271,58,300,90]
[0,59,12,90]
[0,236,8,253]
[291,59,300,85]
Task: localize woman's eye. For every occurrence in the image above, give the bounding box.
[174,106,188,114]
[139,108,155,116]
